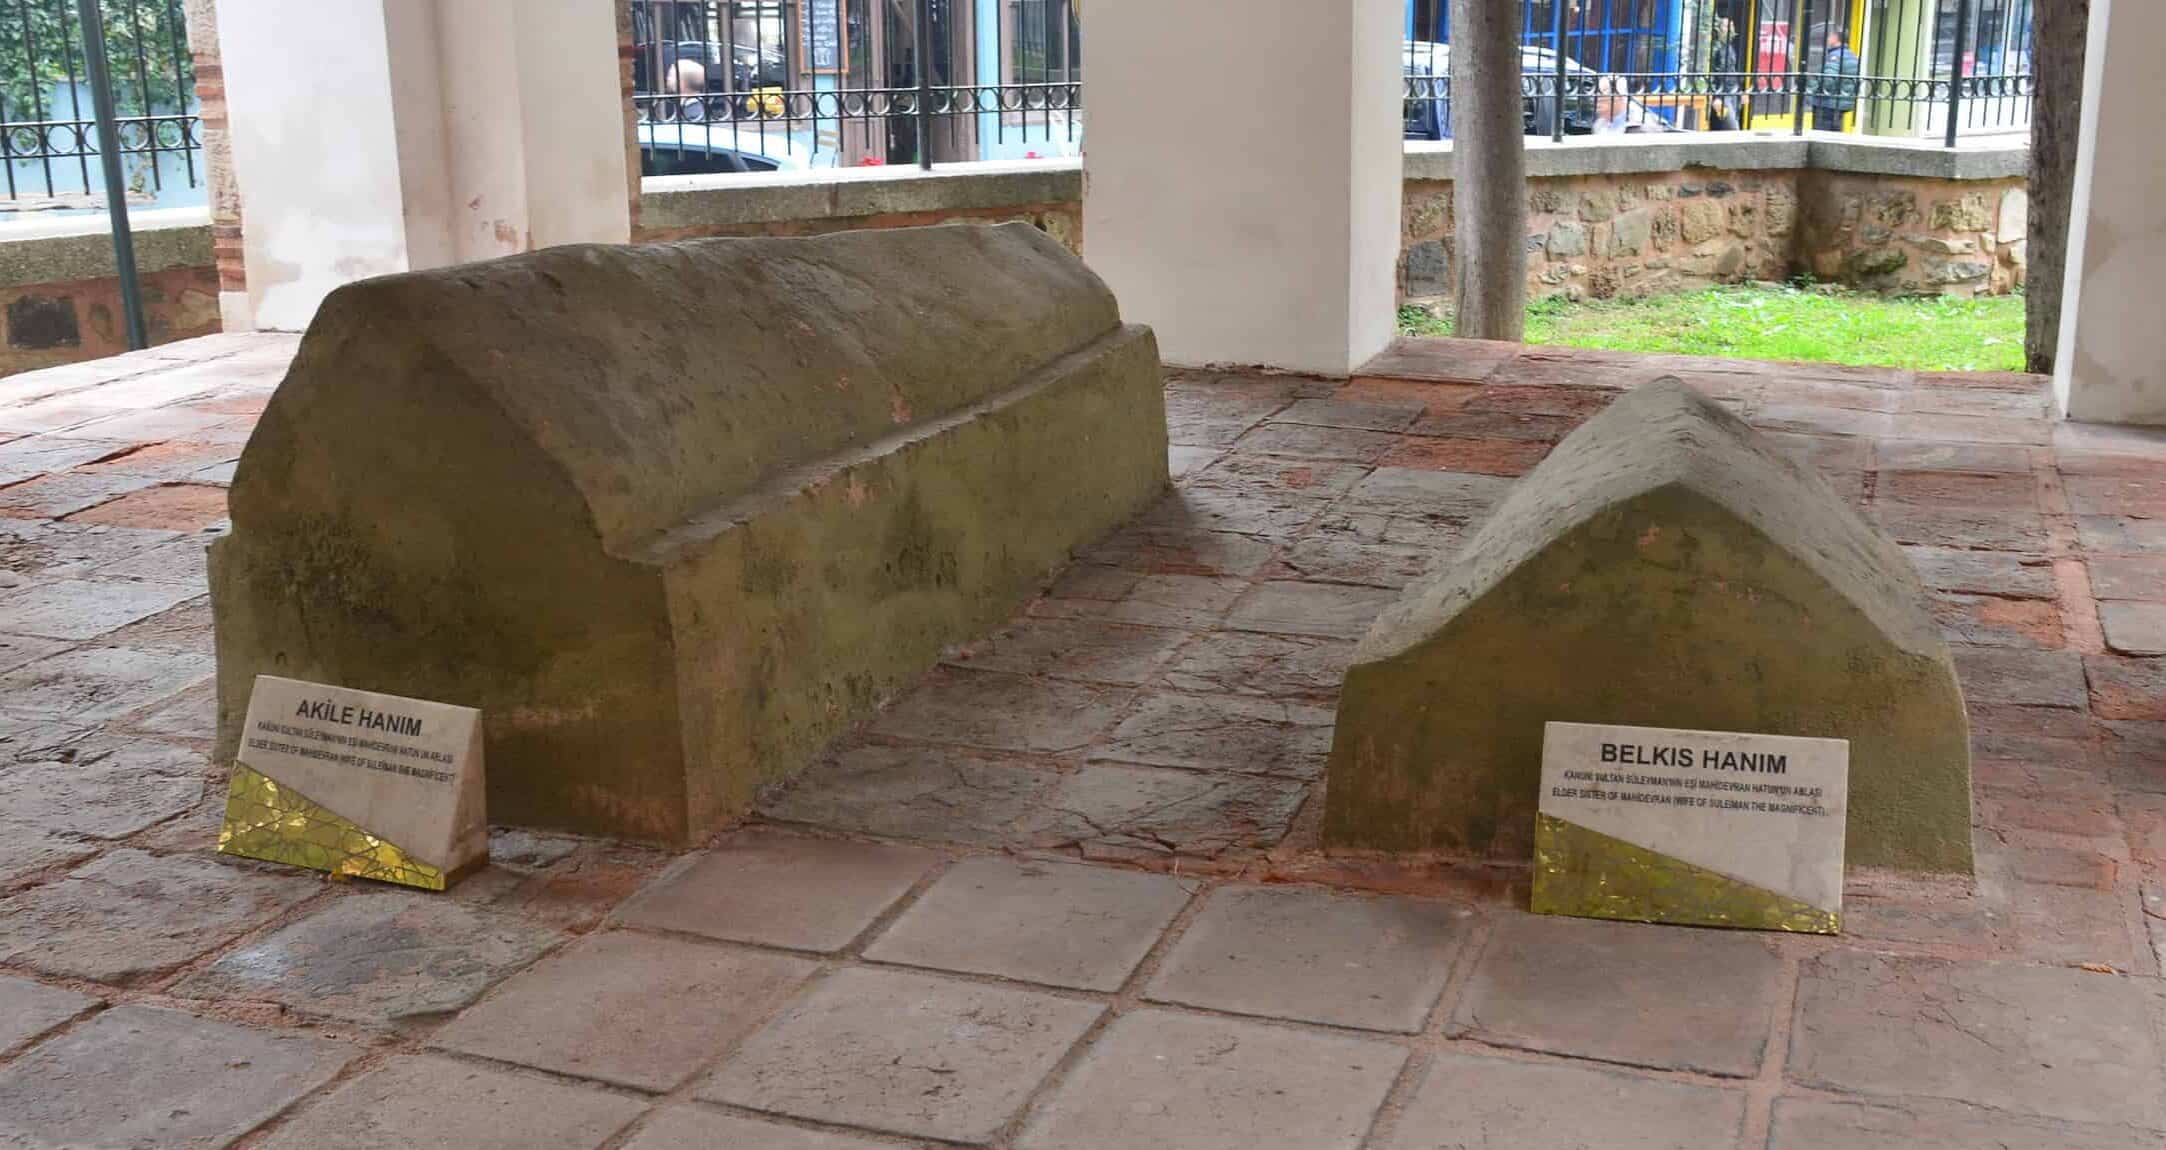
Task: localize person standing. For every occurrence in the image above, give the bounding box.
[1708,15,1743,131]
[1810,24,1862,132]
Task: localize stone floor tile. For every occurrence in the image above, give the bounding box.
[1337,466,1514,520]
[2001,881,2141,969]
[1789,951,2166,1128]
[1953,647,2090,708]
[2101,601,2166,656]
[1379,1050,1747,1150]
[1448,913,1783,1077]
[1877,439,2035,473]
[0,519,178,581]
[1265,537,1444,589]
[760,744,1061,846]
[1033,570,1248,629]
[621,1107,898,1150]
[1096,691,1335,779]
[65,483,228,532]
[943,618,1189,686]
[1016,1009,1404,1150]
[0,1004,356,1150]
[2105,720,2166,793]
[1225,580,1397,640]
[1902,545,2057,599]
[91,595,214,653]
[1769,1096,2163,1150]
[868,668,1132,753]
[1156,630,1355,699]
[1146,884,1470,1032]
[1379,435,1553,476]
[1168,445,1219,478]
[0,974,97,1053]
[1026,763,1307,858]
[77,438,241,482]
[2090,555,2166,601]
[1188,451,1374,498]
[171,890,562,1027]
[700,966,1102,1145]
[0,471,159,519]
[0,429,137,471]
[0,823,98,888]
[2080,515,2166,556]
[615,829,938,953]
[117,674,218,738]
[55,405,233,444]
[433,931,815,1090]
[0,630,71,675]
[1878,469,2040,510]
[1083,524,1278,577]
[0,847,321,982]
[1139,485,1329,538]
[1272,397,1425,432]
[0,735,206,839]
[1233,422,1399,462]
[0,645,212,722]
[1931,592,2064,649]
[865,856,1192,991]
[2090,656,2166,721]
[0,576,198,640]
[2067,474,2166,518]
[255,1053,644,1150]
[1409,407,1579,442]
[1874,504,2051,552]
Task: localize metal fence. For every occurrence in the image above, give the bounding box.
[1405,0,2034,145]
[633,0,1080,173]
[0,0,199,212]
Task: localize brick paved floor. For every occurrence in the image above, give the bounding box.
[1,334,2164,1148]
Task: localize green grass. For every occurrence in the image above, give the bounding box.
[1398,283,2026,373]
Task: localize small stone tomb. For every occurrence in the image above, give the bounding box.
[209,223,1167,842]
[1324,378,1972,874]
[1533,721,1849,933]
[219,674,484,890]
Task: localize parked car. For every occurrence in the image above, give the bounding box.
[1404,41,1674,140]
[638,121,813,177]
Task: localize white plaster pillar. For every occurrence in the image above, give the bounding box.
[212,0,631,331]
[1081,0,1404,375]
[2054,0,2166,425]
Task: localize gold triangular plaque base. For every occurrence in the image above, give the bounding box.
[217,763,450,891]
[1532,813,1839,934]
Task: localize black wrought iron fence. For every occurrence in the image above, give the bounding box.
[1404,0,2033,147]
[633,0,1079,173]
[0,0,198,212]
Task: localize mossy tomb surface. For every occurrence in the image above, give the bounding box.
[212,223,1168,842]
[1323,378,1972,874]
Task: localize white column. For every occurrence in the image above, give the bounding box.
[1082,0,1404,376]
[213,0,631,331]
[2054,0,2166,425]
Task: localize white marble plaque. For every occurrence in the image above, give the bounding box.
[1535,721,1849,932]
[226,675,485,884]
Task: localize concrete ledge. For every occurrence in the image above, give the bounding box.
[640,159,1082,234]
[0,207,212,288]
[1406,133,2022,183]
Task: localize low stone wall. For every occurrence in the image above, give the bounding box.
[637,161,1082,253]
[0,210,221,377]
[1400,135,2028,304]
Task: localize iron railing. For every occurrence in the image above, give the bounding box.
[0,0,199,212]
[1404,0,2032,145]
[633,0,1080,173]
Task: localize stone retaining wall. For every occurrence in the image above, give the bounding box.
[0,212,221,378]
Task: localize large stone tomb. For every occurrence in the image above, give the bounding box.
[1323,378,1972,873]
[211,223,1168,842]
